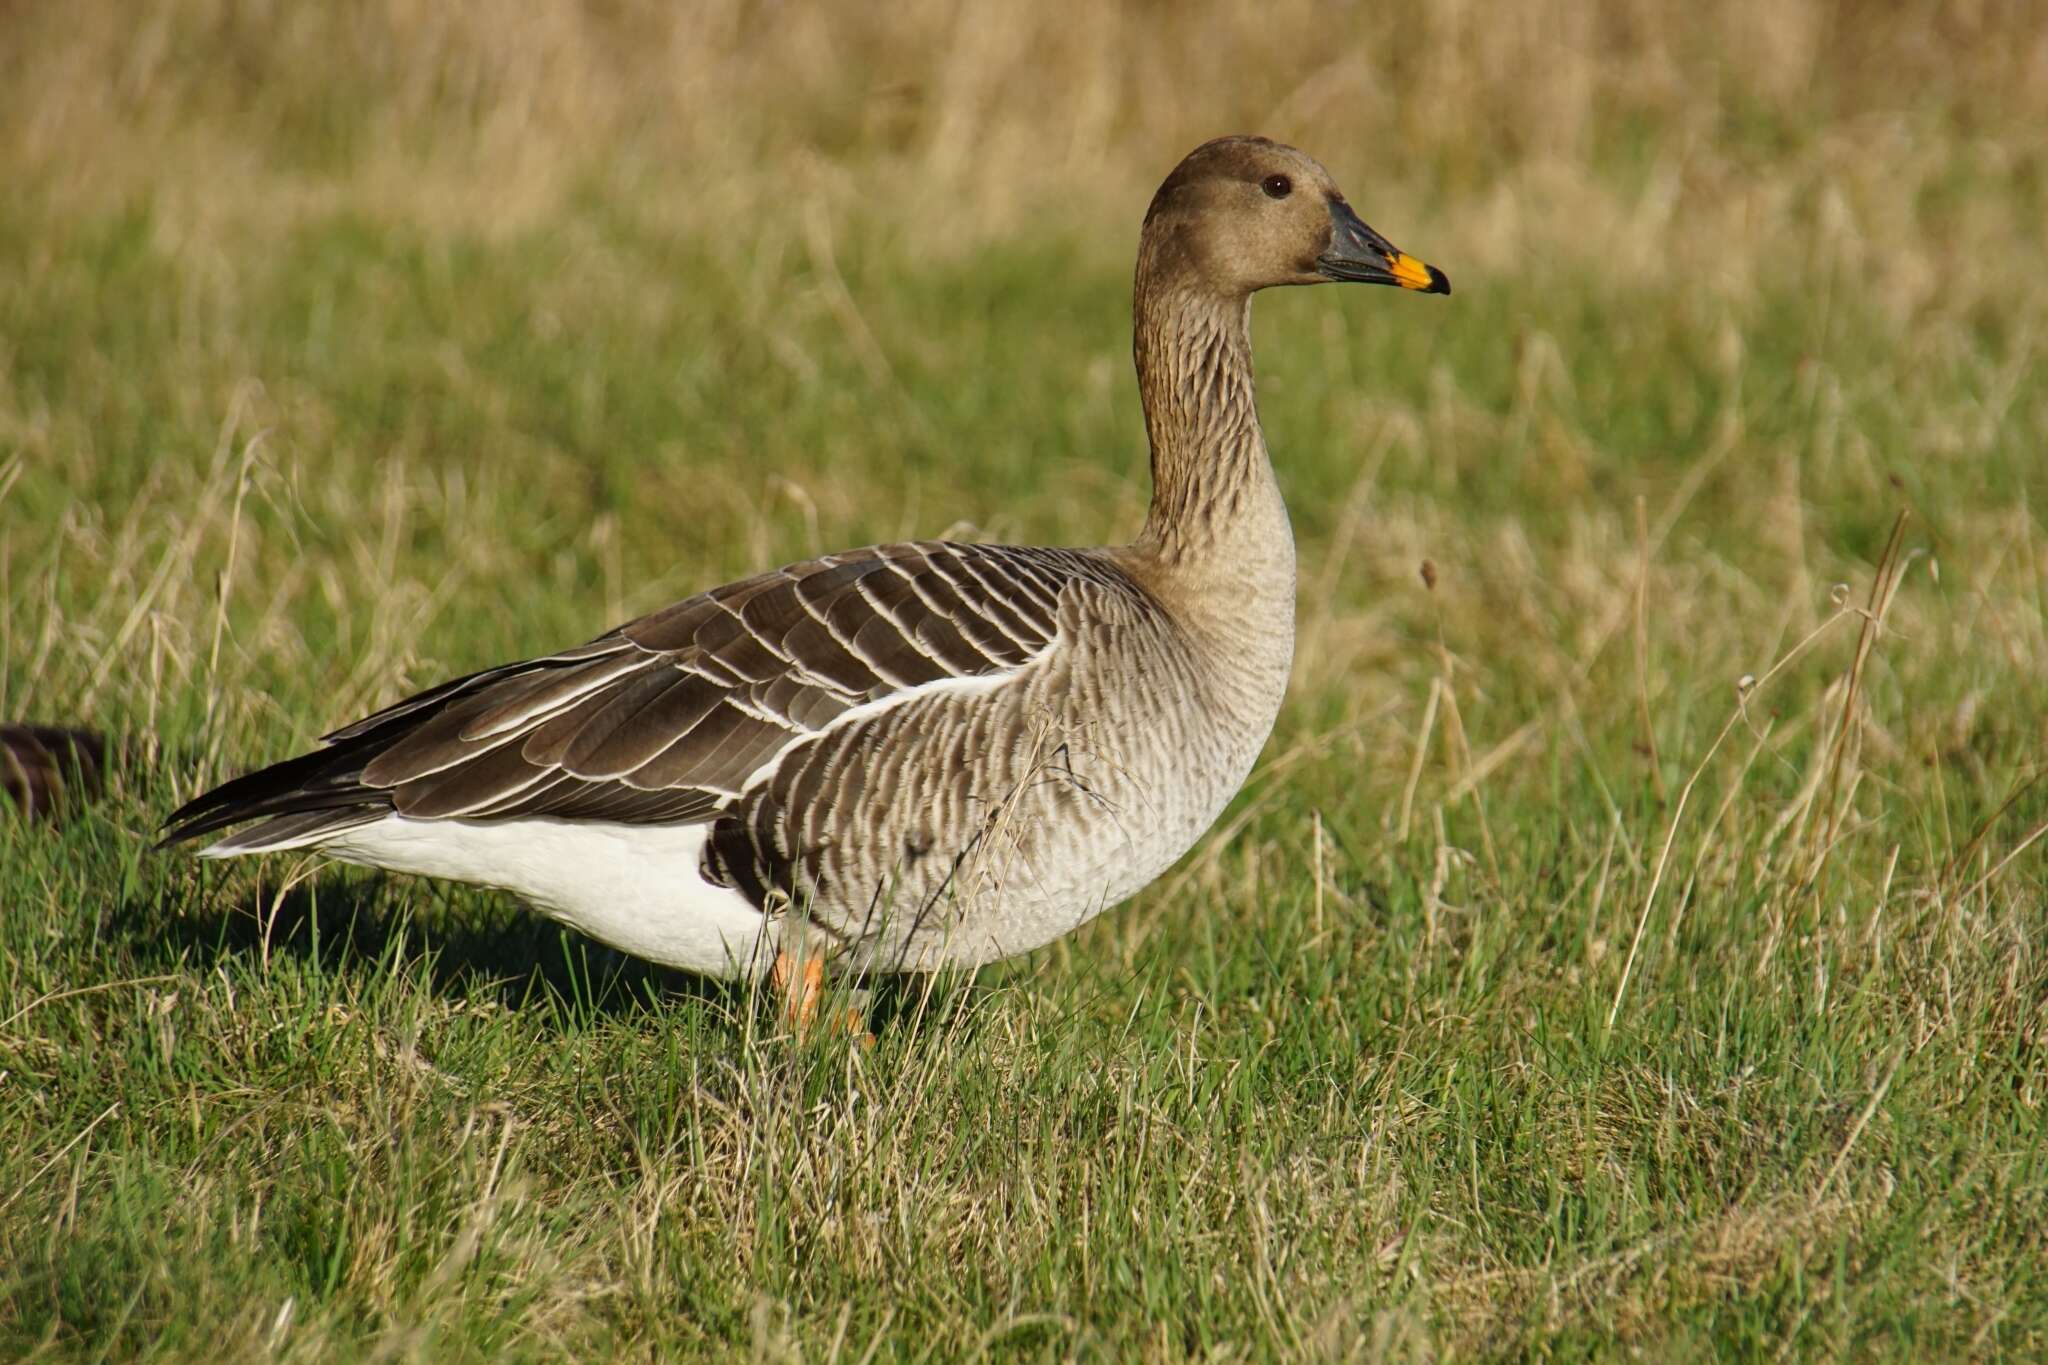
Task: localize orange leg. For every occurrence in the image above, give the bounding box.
[770,951,873,1044]
[771,951,826,1036]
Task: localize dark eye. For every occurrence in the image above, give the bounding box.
[1261,174,1292,200]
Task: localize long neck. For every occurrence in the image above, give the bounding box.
[1131,274,1287,569]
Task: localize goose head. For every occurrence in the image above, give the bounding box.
[1140,136,1449,300]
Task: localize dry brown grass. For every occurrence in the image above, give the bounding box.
[8,0,2048,275]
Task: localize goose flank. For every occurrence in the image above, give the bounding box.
[161,136,1450,1030]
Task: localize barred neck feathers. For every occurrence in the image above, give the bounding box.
[1131,275,1275,563]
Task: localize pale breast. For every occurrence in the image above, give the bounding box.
[715,572,1294,971]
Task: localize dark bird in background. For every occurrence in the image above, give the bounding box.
[1,724,108,824]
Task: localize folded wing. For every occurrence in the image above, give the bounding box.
[161,541,1117,853]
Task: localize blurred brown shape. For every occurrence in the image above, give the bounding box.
[1,725,109,824]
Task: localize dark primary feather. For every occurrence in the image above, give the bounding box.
[159,542,1127,855]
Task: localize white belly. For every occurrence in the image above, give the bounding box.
[309,816,773,978]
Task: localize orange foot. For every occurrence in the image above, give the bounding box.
[770,952,873,1045]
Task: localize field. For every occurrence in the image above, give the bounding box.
[3,2,2046,1358]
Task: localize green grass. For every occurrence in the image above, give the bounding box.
[5,9,2048,1357]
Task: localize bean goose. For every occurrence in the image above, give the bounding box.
[161,136,1449,1031]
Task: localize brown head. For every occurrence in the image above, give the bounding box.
[1139,135,1448,300]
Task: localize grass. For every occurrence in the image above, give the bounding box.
[3,1,2047,1358]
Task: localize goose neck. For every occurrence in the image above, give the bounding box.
[1132,279,1284,566]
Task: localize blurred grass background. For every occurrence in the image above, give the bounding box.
[3,1,2046,1359]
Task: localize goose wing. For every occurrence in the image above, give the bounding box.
[161,542,1132,851]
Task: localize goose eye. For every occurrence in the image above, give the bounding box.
[1261,174,1292,200]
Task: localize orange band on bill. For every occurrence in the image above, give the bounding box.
[1389,253,1438,291]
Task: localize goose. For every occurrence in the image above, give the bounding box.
[161,136,1448,1032]
[4,724,108,824]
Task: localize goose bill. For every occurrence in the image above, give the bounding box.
[1315,199,1450,294]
